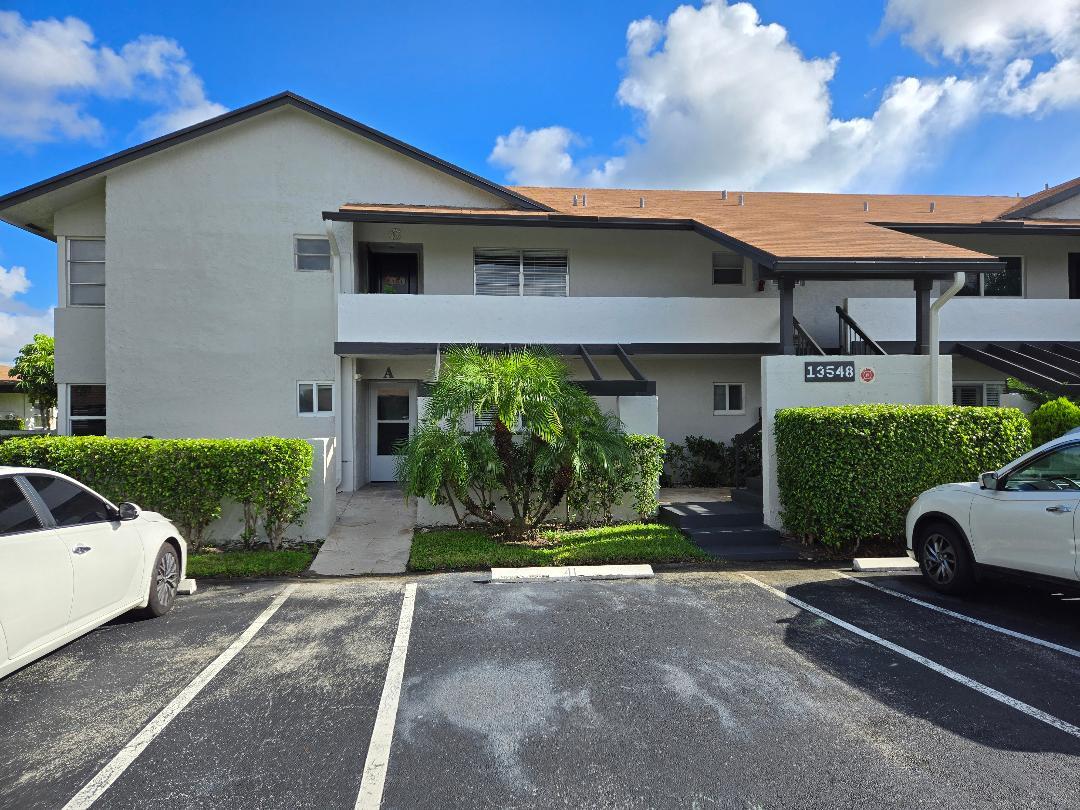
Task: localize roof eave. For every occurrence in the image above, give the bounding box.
[0,92,550,233]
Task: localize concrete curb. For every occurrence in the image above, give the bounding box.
[489,564,654,583]
[852,556,919,572]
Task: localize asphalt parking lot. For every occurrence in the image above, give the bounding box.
[2,568,1079,809]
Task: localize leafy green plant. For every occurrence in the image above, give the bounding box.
[775,405,1030,549]
[0,436,312,551]
[1029,397,1080,446]
[664,434,760,487]
[10,334,56,427]
[396,346,630,540]
[1007,377,1074,409]
[566,433,665,524]
[0,417,25,430]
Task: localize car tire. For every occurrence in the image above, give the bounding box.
[141,542,181,618]
[916,522,975,595]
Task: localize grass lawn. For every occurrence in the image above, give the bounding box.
[186,547,316,578]
[408,523,709,572]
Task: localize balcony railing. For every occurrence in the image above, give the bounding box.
[336,294,781,347]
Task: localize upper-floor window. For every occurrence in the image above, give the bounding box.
[958,256,1022,297]
[712,253,744,285]
[474,249,568,296]
[295,237,332,271]
[67,239,105,306]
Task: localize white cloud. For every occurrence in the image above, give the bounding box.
[0,12,226,145]
[489,0,1080,192]
[0,265,51,363]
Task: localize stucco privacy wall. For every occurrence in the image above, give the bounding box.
[101,106,509,451]
[760,354,952,530]
[205,437,336,543]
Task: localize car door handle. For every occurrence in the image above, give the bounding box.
[72,544,92,555]
[1046,505,1073,513]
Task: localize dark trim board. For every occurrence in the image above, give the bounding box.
[0,92,550,223]
[882,222,1080,236]
[334,341,782,356]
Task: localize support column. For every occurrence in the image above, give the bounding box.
[779,278,796,355]
[914,277,933,355]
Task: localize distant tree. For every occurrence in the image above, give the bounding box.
[11,334,56,427]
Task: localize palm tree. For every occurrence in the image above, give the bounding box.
[397,346,627,540]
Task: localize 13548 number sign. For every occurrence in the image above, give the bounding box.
[804,361,855,382]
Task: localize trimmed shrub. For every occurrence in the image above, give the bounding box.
[0,436,312,551]
[663,434,760,487]
[0,417,24,430]
[1029,397,1080,446]
[776,405,1030,549]
[567,433,666,524]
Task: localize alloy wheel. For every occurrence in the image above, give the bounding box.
[922,533,957,584]
[155,550,179,607]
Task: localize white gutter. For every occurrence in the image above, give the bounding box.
[929,271,966,403]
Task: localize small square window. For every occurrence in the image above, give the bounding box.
[712,253,744,285]
[295,237,332,271]
[713,383,745,415]
[298,381,333,415]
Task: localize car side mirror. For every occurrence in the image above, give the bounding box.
[118,502,141,521]
[979,471,1000,490]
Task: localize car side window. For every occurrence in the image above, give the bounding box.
[1003,445,1080,492]
[24,475,113,527]
[0,477,43,535]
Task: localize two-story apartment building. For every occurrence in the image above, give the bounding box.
[2,92,1079,490]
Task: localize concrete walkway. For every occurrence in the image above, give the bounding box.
[309,484,416,576]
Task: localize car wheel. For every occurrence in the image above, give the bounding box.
[917,523,975,595]
[142,543,180,618]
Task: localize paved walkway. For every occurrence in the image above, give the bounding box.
[309,485,416,576]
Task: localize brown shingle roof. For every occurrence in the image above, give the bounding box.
[997,176,1080,219]
[339,187,1017,263]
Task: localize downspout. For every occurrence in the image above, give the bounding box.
[929,271,966,404]
[326,220,348,488]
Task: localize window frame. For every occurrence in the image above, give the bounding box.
[294,235,333,272]
[68,384,106,436]
[951,381,1007,407]
[66,237,106,307]
[1000,441,1080,492]
[21,473,116,528]
[712,382,746,416]
[711,252,745,286]
[958,256,1024,298]
[0,475,49,536]
[297,381,335,416]
[473,247,570,296]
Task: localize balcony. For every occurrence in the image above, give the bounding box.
[844,297,1080,345]
[336,294,780,350]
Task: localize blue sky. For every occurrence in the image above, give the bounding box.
[2,0,1080,359]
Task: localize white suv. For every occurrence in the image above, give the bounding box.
[906,430,1080,594]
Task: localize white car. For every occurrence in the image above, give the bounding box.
[906,430,1080,594]
[0,467,187,679]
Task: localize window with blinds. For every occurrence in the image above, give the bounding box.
[952,382,1006,407]
[474,249,568,296]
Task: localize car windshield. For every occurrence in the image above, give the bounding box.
[1004,444,1080,491]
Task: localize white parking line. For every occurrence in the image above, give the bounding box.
[62,584,298,810]
[739,573,1080,741]
[355,582,418,810]
[835,571,1080,659]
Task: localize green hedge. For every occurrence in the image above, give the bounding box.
[1029,397,1080,446]
[567,433,666,524]
[0,436,312,551]
[776,405,1030,548]
[0,418,24,430]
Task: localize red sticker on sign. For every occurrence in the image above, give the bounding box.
[860,367,876,383]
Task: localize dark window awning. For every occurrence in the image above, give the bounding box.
[954,342,1080,397]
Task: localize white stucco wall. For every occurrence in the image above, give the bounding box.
[1036,196,1080,219]
[99,106,509,450]
[760,354,953,530]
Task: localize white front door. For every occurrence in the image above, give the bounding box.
[969,442,1080,580]
[368,382,416,482]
